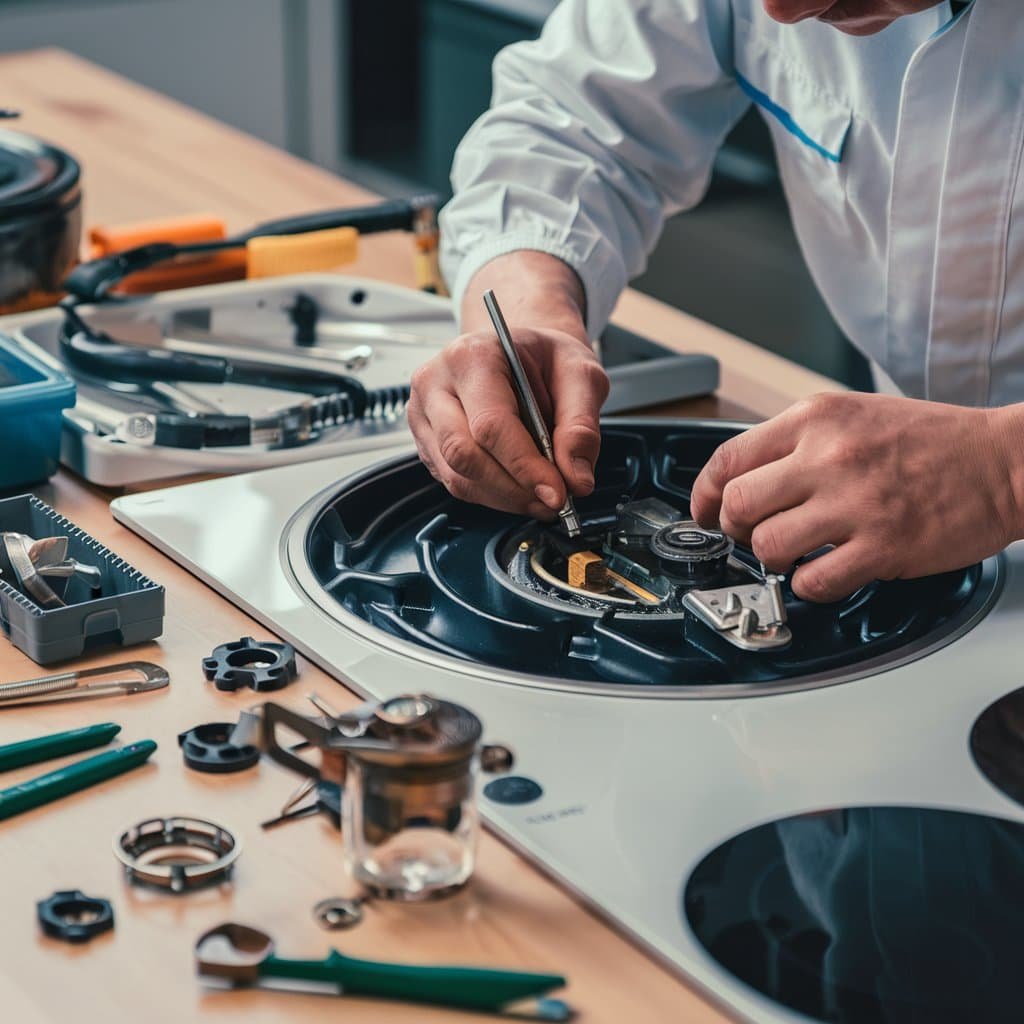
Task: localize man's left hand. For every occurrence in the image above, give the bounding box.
[690,392,1024,602]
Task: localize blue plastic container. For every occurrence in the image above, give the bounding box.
[0,332,75,488]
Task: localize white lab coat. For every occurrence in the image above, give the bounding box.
[440,0,1024,407]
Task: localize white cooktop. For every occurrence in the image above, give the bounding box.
[112,444,1024,1024]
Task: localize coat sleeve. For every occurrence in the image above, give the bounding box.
[440,0,749,335]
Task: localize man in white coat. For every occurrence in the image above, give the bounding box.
[407,0,1020,603]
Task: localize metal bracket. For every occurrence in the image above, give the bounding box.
[682,575,792,651]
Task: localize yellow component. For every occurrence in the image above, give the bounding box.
[412,223,448,296]
[245,225,359,279]
[604,568,661,605]
[568,551,608,590]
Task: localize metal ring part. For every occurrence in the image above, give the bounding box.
[37,890,114,943]
[113,815,241,893]
[313,896,365,930]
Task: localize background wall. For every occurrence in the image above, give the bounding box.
[0,0,869,386]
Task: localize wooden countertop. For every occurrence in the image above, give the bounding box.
[0,48,841,1024]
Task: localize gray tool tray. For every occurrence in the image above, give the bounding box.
[0,494,164,664]
[0,274,719,487]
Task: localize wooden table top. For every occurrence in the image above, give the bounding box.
[0,48,841,1024]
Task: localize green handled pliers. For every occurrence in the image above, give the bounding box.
[196,922,572,1019]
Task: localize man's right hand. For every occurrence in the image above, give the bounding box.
[407,251,609,517]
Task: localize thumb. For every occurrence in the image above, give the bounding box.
[549,348,608,495]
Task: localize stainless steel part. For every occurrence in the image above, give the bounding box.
[1,532,102,608]
[313,896,367,930]
[681,575,792,651]
[165,329,373,373]
[113,815,240,893]
[482,289,581,538]
[0,661,169,709]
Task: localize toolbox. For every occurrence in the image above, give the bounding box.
[0,494,164,664]
[0,332,75,489]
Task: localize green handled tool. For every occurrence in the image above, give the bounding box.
[0,739,157,821]
[196,922,572,1020]
[0,722,121,773]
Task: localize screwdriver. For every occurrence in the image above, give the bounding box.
[482,289,582,538]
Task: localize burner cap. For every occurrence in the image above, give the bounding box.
[649,520,733,582]
[650,523,732,561]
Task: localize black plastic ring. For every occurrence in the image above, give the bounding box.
[178,722,260,774]
[37,890,114,943]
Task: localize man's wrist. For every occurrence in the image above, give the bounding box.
[459,251,589,346]
[988,404,1024,544]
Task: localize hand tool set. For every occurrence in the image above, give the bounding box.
[0,491,571,1018]
[2,272,719,486]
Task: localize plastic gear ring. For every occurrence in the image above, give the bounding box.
[178,722,261,774]
[37,890,114,943]
[202,636,298,692]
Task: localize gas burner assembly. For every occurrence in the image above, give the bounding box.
[112,417,1024,1024]
[294,422,997,696]
[504,503,790,652]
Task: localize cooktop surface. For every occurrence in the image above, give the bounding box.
[112,419,1024,1024]
[684,805,1024,1024]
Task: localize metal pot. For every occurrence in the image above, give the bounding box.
[0,128,81,314]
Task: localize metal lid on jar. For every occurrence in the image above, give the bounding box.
[358,694,483,767]
[0,129,80,218]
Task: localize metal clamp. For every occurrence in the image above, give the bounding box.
[682,575,792,651]
[0,662,169,709]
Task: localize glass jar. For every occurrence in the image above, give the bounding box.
[342,752,479,900]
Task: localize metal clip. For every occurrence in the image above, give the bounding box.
[682,575,792,651]
[0,662,169,709]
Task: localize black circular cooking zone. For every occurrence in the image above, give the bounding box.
[683,806,1024,1024]
[302,423,995,690]
[970,687,1024,809]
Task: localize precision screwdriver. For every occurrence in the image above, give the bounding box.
[482,289,582,537]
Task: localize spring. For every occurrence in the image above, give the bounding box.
[0,674,77,701]
[308,384,411,429]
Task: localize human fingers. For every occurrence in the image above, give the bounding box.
[749,502,849,573]
[414,387,554,515]
[456,350,568,511]
[789,540,882,603]
[547,345,608,496]
[690,405,812,527]
[713,454,814,542]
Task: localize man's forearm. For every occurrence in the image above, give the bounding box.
[459,251,590,345]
